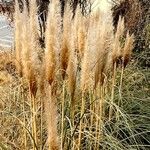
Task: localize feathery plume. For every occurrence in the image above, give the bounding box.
[67,21,77,101]
[45,1,56,85]
[77,16,87,58]
[112,16,125,66]
[14,0,23,76]
[29,0,40,69]
[44,1,61,150]
[21,1,37,97]
[94,23,109,88]
[122,32,134,68]
[60,4,72,79]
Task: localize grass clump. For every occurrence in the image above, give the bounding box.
[0,0,149,150]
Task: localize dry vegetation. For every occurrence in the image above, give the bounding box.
[112,0,150,67]
[0,0,150,150]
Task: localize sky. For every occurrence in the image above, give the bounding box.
[91,0,112,13]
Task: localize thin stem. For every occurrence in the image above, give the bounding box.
[90,90,94,150]
[32,96,37,148]
[94,88,99,149]
[70,95,75,150]
[98,84,104,145]
[109,62,117,121]
[116,64,124,120]
[119,64,124,105]
[23,86,27,149]
[78,91,85,150]
[29,88,35,150]
[40,96,43,150]
[29,84,37,150]
[61,81,65,150]
[70,95,75,124]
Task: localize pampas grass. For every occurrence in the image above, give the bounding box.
[44,1,61,149]
[109,16,125,121]
[21,2,38,149]
[3,0,137,149]
[119,32,134,108]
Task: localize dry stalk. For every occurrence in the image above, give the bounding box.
[29,0,41,146]
[44,1,61,149]
[78,20,93,149]
[61,81,65,150]
[78,91,85,150]
[118,32,134,107]
[109,16,125,121]
[109,61,117,121]
[45,84,59,150]
[21,2,38,149]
